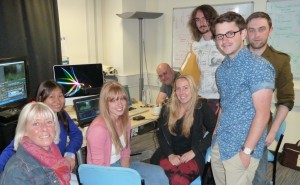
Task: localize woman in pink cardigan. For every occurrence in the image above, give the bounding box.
[86,81,168,185]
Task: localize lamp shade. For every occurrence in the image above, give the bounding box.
[116,12,163,19]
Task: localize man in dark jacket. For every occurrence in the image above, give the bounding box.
[246,12,294,185]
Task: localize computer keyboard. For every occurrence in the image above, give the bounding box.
[0,108,21,122]
[129,108,149,117]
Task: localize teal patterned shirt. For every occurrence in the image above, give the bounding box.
[213,47,275,160]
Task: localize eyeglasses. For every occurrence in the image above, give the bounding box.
[215,30,241,40]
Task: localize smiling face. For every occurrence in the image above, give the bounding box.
[157,64,174,86]
[175,78,192,105]
[108,94,127,120]
[24,114,56,150]
[43,87,65,113]
[247,17,272,50]
[215,22,247,59]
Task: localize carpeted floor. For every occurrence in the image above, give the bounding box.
[266,161,300,185]
[131,131,300,185]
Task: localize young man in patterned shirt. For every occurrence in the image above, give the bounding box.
[210,11,275,185]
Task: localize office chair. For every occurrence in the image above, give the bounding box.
[268,120,286,185]
[75,146,145,185]
[75,146,87,185]
[76,146,87,166]
[190,147,212,185]
[78,164,142,185]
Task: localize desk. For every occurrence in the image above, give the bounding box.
[64,102,158,144]
[65,102,158,129]
[129,102,158,129]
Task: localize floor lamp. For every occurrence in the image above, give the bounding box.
[116,12,163,101]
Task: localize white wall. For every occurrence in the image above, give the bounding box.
[154,1,300,151]
[58,0,89,64]
[58,0,300,149]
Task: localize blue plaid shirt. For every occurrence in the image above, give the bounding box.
[213,47,275,161]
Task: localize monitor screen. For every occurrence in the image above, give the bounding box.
[53,64,104,98]
[0,57,29,109]
[73,95,100,127]
[123,85,132,107]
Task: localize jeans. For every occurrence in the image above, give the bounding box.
[111,160,169,185]
[253,147,268,185]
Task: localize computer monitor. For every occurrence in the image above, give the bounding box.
[123,85,132,107]
[53,63,104,105]
[73,95,100,128]
[0,57,30,111]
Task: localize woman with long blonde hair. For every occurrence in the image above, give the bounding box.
[151,74,216,185]
[87,81,169,185]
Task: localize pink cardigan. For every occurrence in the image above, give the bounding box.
[86,115,131,166]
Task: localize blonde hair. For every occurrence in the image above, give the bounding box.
[14,102,60,150]
[99,81,129,154]
[168,74,199,137]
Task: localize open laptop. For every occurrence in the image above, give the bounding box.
[73,95,100,128]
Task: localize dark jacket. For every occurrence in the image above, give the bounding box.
[150,98,216,175]
[0,145,60,185]
[262,45,294,110]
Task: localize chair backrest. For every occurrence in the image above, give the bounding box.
[76,146,87,184]
[190,146,212,185]
[205,146,211,163]
[76,146,87,166]
[275,120,286,142]
[78,164,142,185]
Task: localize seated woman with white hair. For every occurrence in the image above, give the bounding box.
[0,102,71,185]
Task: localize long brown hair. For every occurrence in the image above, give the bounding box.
[36,80,69,132]
[99,81,129,154]
[188,5,218,41]
[168,74,198,137]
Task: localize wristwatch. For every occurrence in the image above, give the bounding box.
[241,146,254,155]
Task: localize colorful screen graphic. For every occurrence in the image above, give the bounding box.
[53,64,104,98]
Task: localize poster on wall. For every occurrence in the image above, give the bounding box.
[172,2,254,69]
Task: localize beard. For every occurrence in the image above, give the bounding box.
[249,39,268,50]
[198,26,210,34]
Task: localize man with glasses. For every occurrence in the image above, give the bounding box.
[210,11,275,185]
[246,12,294,185]
[156,63,180,106]
[188,4,224,115]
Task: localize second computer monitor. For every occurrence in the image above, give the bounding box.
[53,63,104,98]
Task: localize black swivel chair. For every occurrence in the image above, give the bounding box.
[268,120,286,185]
[75,146,87,185]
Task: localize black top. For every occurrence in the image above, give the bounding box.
[151,98,216,175]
